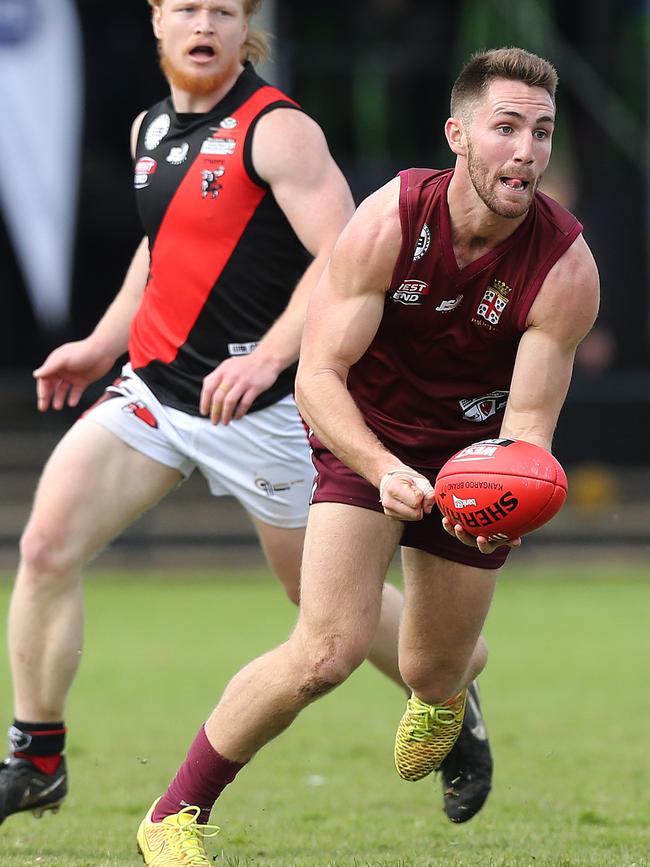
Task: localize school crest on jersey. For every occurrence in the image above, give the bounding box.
[476,279,512,326]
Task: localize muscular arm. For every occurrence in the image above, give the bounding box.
[445,234,600,551]
[296,179,435,519]
[500,234,600,448]
[200,108,355,423]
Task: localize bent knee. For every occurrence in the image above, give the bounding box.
[19,521,84,586]
[294,635,367,701]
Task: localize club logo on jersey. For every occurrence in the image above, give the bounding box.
[475,279,512,326]
[459,390,509,423]
[435,293,464,313]
[166,142,189,165]
[201,137,236,156]
[413,223,431,261]
[123,401,158,428]
[144,113,171,150]
[201,166,224,199]
[391,280,430,306]
[134,157,157,190]
[219,117,238,130]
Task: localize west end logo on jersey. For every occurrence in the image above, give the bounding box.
[134,157,157,190]
[144,113,171,151]
[476,278,512,326]
[201,165,224,199]
[201,136,236,156]
[459,389,509,423]
[413,223,431,261]
[220,117,238,130]
[391,280,430,306]
[166,142,190,165]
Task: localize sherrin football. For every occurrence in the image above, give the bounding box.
[434,439,568,541]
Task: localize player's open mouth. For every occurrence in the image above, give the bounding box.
[499,177,529,191]
[189,45,216,60]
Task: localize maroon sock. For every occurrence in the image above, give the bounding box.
[153,726,245,824]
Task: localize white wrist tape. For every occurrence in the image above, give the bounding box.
[379,469,433,501]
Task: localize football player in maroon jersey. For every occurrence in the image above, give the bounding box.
[133,46,598,864]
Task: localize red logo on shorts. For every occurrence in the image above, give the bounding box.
[123,401,158,428]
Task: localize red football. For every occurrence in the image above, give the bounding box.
[434,439,568,541]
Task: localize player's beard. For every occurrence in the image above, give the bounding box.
[159,46,232,98]
[466,139,539,220]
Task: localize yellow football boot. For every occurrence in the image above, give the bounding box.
[137,798,219,866]
[394,690,467,781]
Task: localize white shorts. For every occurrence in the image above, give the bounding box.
[85,364,313,528]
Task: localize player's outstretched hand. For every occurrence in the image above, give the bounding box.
[441,517,522,554]
[379,468,436,521]
[33,340,116,412]
[200,353,282,425]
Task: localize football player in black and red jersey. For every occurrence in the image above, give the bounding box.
[0,0,493,845]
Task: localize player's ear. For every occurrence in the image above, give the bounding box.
[152,4,163,40]
[445,116,467,157]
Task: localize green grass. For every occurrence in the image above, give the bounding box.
[0,564,649,866]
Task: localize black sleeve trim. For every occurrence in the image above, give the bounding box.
[243,100,305,188]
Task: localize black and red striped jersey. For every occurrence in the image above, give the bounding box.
[129,63,310,414]
[346,168,583,468]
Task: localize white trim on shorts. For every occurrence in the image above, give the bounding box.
[84,364,312,528]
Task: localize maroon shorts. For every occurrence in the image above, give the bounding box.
[309,437,510,571]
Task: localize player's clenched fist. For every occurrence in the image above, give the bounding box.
[378,468,435,521]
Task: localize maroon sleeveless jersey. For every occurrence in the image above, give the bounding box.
[129,63,310,415]
[346,168,582,468]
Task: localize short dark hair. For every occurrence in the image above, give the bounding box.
[450,47,558,119]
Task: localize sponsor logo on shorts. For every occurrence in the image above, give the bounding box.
[228,342,258,356]
[390,280,430,306]
[144,113,171,151]
[255,478,304,498]
[134,157,157,190]
[123,401,158,428]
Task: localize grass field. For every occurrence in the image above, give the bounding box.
[0,563,649,867]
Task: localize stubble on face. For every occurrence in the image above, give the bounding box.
[466,136,539,220]
[159,47,231,97]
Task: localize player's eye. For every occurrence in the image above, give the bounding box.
[534,129,550,140]
[497,125,513,135]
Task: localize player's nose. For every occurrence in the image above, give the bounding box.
[194,10,215,35]
[512,133,535,164]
